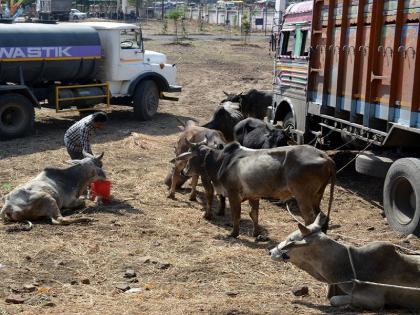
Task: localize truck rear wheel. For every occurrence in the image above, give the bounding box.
[383,158,420,236]
[133,80,159,121]
[0,94,34,140]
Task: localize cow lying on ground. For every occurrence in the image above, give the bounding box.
[234,117,292,149]
[166,121,226,204]
[202,101,244,142]
[222,89,273,120]
[1,151,105,225]
[270,213,420,310]
[174,141,335,237]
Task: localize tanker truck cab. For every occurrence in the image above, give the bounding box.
[0,22,181,140]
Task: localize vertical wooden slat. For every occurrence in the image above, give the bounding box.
[363,0,384,127]
[409,21,420,127]
[335,0,350,117]
[307,0,324,103]
[321,0,337,112]
[350,0,366,123]
[388,0,405,125]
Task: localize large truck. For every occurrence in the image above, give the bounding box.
[0,22,181,139]
[36,0,72,20]
[269,0,420,235]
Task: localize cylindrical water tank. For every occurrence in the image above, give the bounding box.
[0,23,102,84]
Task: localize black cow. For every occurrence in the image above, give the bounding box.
[202,101,244,142]
[222,89,273,120]
[233,118,291,149]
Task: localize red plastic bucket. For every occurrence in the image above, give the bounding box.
[91,180,112,204]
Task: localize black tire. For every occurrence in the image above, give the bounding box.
[282,111,300,143]
[383,158,420,236]
[133,80,159,120]
[282,111,295,130]
[0,94,34,140]
[355,152,395,179]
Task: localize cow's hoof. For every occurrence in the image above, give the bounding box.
[189,194,197,201]
[167,193,176,199]
[203,213,213,220]
[229,232,239,238]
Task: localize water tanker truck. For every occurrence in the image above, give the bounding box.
[270,0,420,235]
[0,22,181,139]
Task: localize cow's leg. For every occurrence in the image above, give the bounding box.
[168,161,186,199]
[67,198,86,209]
[189,175,199,201]
[217,195,226,216]
[350,288,385,310]
[295,195,316,226]
[201,176,214,220]
[248,199,260,237]
[329,295,352,307]
[38,195,91,225]
[228,194,242,238]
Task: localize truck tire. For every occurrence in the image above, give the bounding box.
[355,152,395,178]
[282,111,295,130]
[133,80,159,121]
[383,158,420,236]
[0,94,34,140]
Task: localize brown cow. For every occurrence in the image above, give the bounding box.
[174,142,335,238]
[166,121,226,202]
[270,213,420,310]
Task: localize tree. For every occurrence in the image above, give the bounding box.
[168,8,184,42]
[241,11,251,43]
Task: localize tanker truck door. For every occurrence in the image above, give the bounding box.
[118,28,144,80]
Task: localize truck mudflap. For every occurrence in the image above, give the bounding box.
[167,85,182,93]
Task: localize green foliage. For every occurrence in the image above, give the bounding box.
[1,182,12,193]
[241,12,251,43]
[168,8,185,42]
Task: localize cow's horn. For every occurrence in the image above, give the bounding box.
[187,138,208,147]
[172,151,194,162]
[82,150,94,159]
[223,91,229,96]
[95,152,104,160]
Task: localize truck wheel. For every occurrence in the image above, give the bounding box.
[355,152,395,178]
[383,158,420,236]
[0,94,34,140]
[282,111,295,130]
[133,80,159,121]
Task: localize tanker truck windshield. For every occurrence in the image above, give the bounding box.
[120,29,143,50]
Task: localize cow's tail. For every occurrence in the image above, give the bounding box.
[52,217,93,225]
[5,221,33,233]
[323,163,336,233]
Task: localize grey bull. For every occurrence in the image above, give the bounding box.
[176,142,335,237]
[270,213,420,310]
[1,151,105,225]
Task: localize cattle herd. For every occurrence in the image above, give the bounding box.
[2,89,420,310]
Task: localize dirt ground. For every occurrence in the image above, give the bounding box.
[0,21,419,315]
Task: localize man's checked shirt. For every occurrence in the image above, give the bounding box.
[64,115,96,154]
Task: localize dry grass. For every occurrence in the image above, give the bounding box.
[0,21,419,315]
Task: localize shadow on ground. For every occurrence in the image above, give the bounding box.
[1,108,197,159]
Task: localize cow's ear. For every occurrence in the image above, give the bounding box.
[298,223,311,236]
